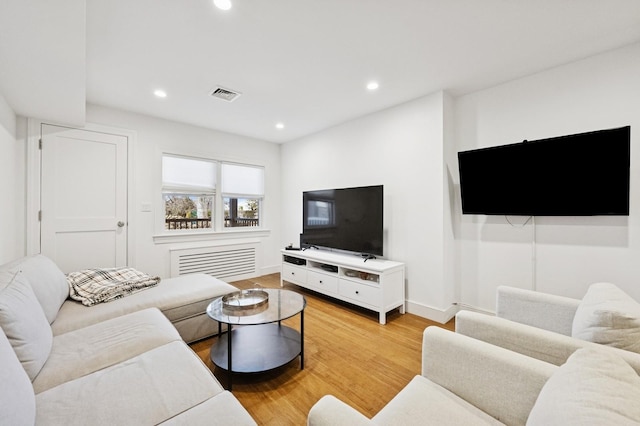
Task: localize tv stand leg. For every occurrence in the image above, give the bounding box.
[379,312,386,325]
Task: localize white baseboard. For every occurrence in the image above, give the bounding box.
[405,301,495,324]
[260,265,281,277]
[405,300,459,324]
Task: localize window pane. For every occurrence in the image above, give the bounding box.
[223,197,260,228]
[221,163,264,196]
[163,155,216,190]
[164,194,213,230]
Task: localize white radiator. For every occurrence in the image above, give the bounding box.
[170,243,259,281]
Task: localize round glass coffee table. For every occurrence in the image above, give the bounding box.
[206,288,306,390]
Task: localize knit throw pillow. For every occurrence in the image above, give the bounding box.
[572,282,640,354]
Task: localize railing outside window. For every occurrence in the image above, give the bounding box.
[224,217,259,227]
[165,218,212,229]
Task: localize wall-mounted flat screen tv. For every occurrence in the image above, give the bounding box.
[300,185,383,256]
[458,126,630,216]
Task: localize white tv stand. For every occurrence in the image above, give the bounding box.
[280,249,405,324]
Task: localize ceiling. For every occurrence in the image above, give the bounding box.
[3,0,640,143]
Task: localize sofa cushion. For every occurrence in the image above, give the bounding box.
[35,341,225,425]
[572,282,640,353]
[0,327,36,425]
[372,375,504,425]
[527,348,640,425]
[0,270,53,381]
[3,255,69,324]
[32,308,181,393]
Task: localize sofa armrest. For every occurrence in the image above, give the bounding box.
[307,395,373,426]
[422,327,556,426]
[455,310,640,374]
[496,285,580,336]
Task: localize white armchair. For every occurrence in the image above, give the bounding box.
[495,285,580,336]
[308,326,640,425]
[456,283,640,373]
[309,327,555,425]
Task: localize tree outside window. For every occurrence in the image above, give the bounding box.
[164,194,213,230]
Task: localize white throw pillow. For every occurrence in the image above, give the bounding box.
[0,327,35,425]
[527,348,640,425]
[572,282,640,354]
[0,270,53,381]
[4,254,69,324]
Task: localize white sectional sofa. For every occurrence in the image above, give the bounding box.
[2,255,238,343]
[0,255,256,425]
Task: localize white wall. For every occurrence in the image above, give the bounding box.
[86,104,282,278]
[0,93,25,264]
[281,92,456,321]
[455,42,640,309]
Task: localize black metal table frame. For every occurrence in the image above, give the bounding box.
[214,308,304,391]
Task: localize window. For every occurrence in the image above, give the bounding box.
[162,155,216,230]
[221,163,264,228]
[162,155,264,232]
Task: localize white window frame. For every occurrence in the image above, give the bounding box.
[155,153,268,243]
[162,154,216,232]
[221,162,265,230]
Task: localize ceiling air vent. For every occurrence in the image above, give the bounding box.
[210,86,242,102]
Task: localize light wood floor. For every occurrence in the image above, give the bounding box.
[190,273,454,425]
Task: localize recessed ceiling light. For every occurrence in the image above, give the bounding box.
[214,0,232,10]
[154,89,167,98]
[275,123,285,130]
[366,81,379,91]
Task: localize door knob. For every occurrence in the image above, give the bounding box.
[117,221,125,228]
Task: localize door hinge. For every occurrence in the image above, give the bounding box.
[39,138,42,150]
[38,210,42,221]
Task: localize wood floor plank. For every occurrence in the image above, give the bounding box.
[190,273,454,425]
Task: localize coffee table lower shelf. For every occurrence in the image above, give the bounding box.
[210,323,302,375]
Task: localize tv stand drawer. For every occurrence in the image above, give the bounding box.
[308,270,338,293]
[339,279,380,307]
[282,263,307,286]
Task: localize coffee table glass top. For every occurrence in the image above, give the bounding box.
[207,288,306,325]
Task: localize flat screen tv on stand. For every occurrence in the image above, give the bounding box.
[300,185,383,259]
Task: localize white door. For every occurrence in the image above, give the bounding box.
[40,124,128,273]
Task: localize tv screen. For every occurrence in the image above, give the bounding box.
[301,185,383,256]
[458,126,630,216]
